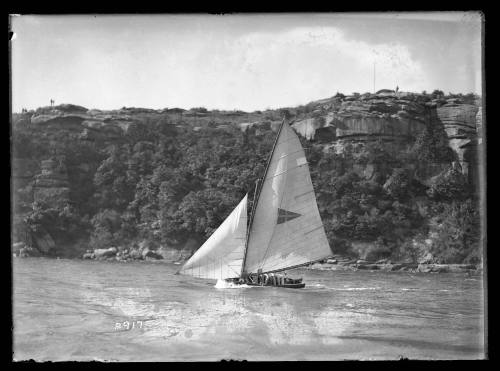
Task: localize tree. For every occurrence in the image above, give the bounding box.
[431,89,444,99]
[279,108,292,120]
[89,209,122,249]
[427,168,471,201]
[383,168,412,200]
[429,199,481,264]
[409,125,455,164]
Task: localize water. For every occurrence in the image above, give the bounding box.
[13,258,485,361]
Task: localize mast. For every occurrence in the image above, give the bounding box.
[240,178,259,275]
[240,118,286,276]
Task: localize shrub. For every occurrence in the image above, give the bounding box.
[431,89,445,99]
[383,168,412,200]
[427,168,470,201]
[428,199,481,264]
[89,209,122,249]
[364,240,392,261]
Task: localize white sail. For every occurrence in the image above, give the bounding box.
[243,120,331,274]
[179,194,248,280]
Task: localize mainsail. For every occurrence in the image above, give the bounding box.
[242,119,332,274]
[179,194,248,279]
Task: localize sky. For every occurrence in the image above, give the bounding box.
[10,13,483,113]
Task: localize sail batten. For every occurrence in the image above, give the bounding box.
[263,164,308,181]
[179,194,248,280]
[242,119,332,274]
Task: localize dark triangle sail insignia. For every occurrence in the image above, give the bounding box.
[277,208,301,224]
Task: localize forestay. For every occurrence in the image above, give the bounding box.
[243,120,331,274]
[179,194,248,280]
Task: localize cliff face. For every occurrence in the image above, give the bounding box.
[11,92,483,262]
[291,92,481,183]
[29,106,133,143]
[293,92,426,143]
[27,93,480,171]
[436,102,479,183]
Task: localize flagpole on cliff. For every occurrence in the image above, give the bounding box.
[373,60,376,94]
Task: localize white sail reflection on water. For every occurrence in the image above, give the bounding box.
[179,194,248,280]
[243,120,332,274]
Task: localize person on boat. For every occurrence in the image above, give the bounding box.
[269,272,276,286]
[263,273,269,286]
[275,273,283,286]
[259,273,268,285]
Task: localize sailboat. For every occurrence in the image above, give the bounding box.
[178,118,332,288]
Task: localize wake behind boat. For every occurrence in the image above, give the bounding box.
[178,118,332,288]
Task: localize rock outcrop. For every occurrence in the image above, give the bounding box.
[93,247,118,259]
[29,104,138,142]
[13,242,41,258]
[292,92,427,149]
[307,255,480,273]
[80,244,194,263]
[33,158,70,208]
[435,101,479,179]
[288,92,481,183]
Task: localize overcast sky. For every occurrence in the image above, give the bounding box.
[10,13,483,112]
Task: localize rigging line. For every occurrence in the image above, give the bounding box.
[241,118,286,275]
[260,256,333,275]
[258,120,293,272]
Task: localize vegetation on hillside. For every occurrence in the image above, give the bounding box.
[11,97,482,264]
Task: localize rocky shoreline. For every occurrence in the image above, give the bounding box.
[13,241,193,264]
[13,243,482,275]
[80,244,196,264]
[308,256,482,274]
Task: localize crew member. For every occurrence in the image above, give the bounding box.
[269,272,276,286]
[263,273,269,285]
[247,274,255,284]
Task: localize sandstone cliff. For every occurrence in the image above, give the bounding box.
[289,92,481,182]
[11,91,483,263]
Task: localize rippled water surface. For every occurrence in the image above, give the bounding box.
[13,258,485,361]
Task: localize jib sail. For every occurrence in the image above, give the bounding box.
[179,194,248,279]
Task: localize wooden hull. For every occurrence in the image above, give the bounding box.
[246,282,305,289]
